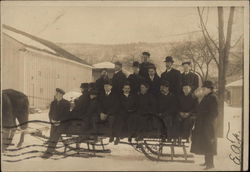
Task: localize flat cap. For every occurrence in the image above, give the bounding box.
[160,80,170,87]
[132,61,140,67]
[202,80,214,89]
[56,88,65,95]
[164,56,174,63]
[80,83,89,89]
[142,52,150,56]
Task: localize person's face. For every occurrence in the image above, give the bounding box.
[90,94,97,99]
[160,85,169,94]
[183,64,190,72]
[141,55,149,62]
[194,87,204,98]
[104,84,112,92]
[55,92,63,100]
[101,70,108,77]
[115,64,122,71]
[133,66,139,74]
[203,87,211,95]
[165,62,173,69]
[183,86,191,95]
[148,68,156,76]
[123,85,131,94]
[140,85,148,94]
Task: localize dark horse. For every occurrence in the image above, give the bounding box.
[1,89,29,152]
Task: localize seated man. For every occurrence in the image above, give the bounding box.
[113,82,138,145]
[177,83,197,142]
[84,89,100,133]
[42,88,70,159]
[98,79,119,142]
[136,81,157,140]
[156,80,178,142]
[71,83,90,120]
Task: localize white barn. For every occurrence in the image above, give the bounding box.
[2,25,93,109]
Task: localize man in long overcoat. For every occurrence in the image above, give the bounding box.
[95,68,110,95]
[42,88,70,159]
[145,64,161,97]
[161,56,182,96]
[181,61,199,92]
[190,80,218,170]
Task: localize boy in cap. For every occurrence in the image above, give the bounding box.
[161,56,182,96]
[113,82,138,144]
[181,61,199,92]
[71,83,90,119]
[139,51,154,79]
[128,61,144,95]
[98,79,119,142]
[191,80,218,170]
[42,88,70,158]
[111,61,127,96]
[156,80,178,142]
[136,81,157,140]
[177,83,197,143]
[146,64,161,96]
[95,68,110,95]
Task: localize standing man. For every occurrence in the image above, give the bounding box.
[72,83,90,119]
[161,56,182,96]
[112,61,127,96]
[139,52,154,79]
[42,88,70,159]
[191,81,218,170]
[95,68,109,95]
[181,61,199,92]
[128,61,144,95]
[146,64,161,96]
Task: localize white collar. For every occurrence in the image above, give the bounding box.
[149,75,154,80]
[166,68,172,72]
[124,93,129,97]
[105,91,111,95]
[184,71,190,75]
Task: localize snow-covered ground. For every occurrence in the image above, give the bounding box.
[2,103,243,171]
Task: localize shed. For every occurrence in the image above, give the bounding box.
[2,25,93,109]
[226,79,243,107]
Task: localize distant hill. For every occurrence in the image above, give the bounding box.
[56,41,243,81]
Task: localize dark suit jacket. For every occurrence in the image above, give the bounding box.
[112,70,127,95]
[139,62,154,79]
[49,99,70,122]
[118,94,138,114]
[161,68,182,95]
[137,92,156,115]
[99,92,118,116]
[157,92,178,116]
[72,91,90,117]
[128,73,144,95]
[96,76,109,95]
[145,74,161,96]
[181,72,199,92]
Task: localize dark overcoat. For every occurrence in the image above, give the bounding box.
[85,97,101,130]
[161,68,182,95]
[181,72,199,92]
[112,70,127,95]
[49,98,71,122]
[146,74,161,96]
[139,62,154,79]
[127,73,144,95]
[190,92,218,155]
[98,92,119,116]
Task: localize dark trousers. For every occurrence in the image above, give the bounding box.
[205,154,214,167]
[46,124,65,153]
[177,116,194,139]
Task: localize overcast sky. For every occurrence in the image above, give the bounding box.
[2,2,244,44]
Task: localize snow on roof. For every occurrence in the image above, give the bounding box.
[226,79,243,87]
[93,62,115,69]
[3,28,57,54]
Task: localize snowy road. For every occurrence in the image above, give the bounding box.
[1,104,242,171]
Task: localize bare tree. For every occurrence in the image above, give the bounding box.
[197,7,235,137]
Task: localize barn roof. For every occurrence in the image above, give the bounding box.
[226,79,243,87]
[2,25,92,67]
